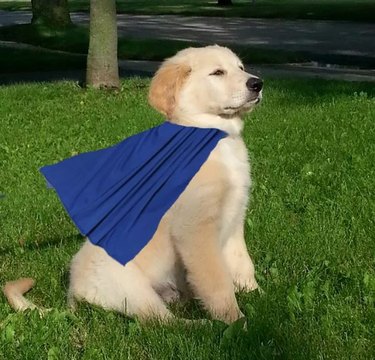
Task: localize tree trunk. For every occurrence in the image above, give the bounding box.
[31,0,72,27]
[86,0,120,89]
[218,0,233,6]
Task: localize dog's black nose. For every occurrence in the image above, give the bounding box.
[246,77,263,92]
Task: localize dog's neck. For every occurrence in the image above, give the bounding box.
[171,113,244,137]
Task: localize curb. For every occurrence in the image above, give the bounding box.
[0,59,374,86]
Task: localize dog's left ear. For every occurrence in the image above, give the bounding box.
[148,61,191,119]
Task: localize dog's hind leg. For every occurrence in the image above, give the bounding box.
[121,264,174,322]
[69,242,173,322]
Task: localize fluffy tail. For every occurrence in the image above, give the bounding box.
[2,278,37,311]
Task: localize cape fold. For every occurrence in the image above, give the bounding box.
[40,121,226,265]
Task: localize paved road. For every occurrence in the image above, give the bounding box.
[1,10,374,57]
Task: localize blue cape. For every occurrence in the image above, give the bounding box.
[41,121,227,265]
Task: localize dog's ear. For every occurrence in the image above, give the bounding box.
[148,62,191,118]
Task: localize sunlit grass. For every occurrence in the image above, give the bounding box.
[1,78,374,359]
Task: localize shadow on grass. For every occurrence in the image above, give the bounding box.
[0,233,83,257]
[0,69,152,85]
[0,63,152,86]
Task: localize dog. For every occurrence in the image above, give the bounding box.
[3,45,263,324]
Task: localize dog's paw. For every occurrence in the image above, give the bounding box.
[234,277,259,293]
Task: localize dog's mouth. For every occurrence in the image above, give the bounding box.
[223,96,261,112]
[254,97,261,105]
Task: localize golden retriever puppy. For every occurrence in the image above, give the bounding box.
[4,45,263,324]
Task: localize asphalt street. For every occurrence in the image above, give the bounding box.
[0,10,374,57]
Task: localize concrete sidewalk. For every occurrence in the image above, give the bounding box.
[1,10,375,58]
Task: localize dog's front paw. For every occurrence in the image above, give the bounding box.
[234,276,259,293]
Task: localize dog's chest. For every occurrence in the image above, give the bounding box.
[215,136,251,238]
[216,137,250,188]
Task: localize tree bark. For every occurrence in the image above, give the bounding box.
[86,0,120,89]
[218,0,233,6]
[31,0,72,27]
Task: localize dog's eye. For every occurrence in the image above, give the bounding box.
[210,69,225,76]
[239,65,245,71]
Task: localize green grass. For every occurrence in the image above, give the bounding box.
[0,0,374,22]
[1,78,375,359]
[1,24,375,74]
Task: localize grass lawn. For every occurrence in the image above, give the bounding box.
[0,0,374,22]
[1,78,375,359]
[1,24,375,74]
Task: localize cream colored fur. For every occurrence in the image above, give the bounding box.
[4,45,262,324]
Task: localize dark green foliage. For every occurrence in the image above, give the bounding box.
[31,0,71,27]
